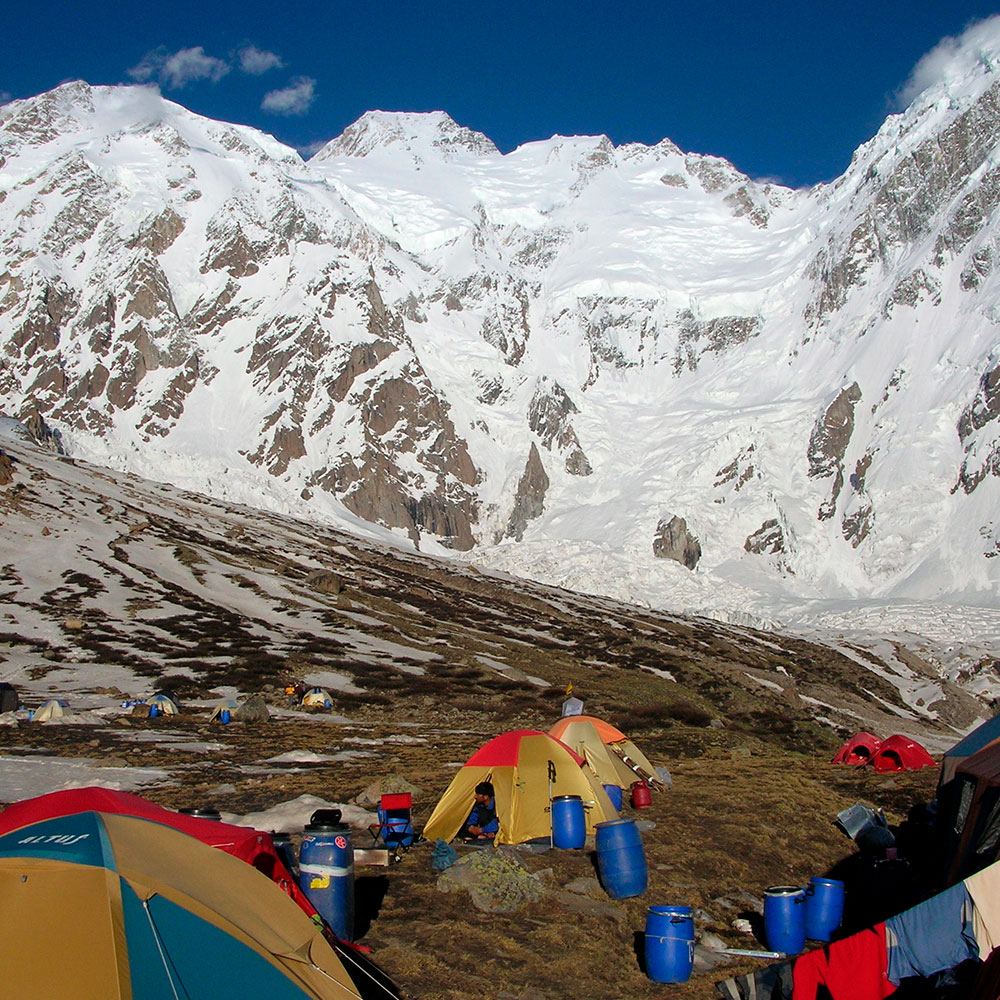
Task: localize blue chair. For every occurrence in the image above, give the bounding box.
[369,793,415,850]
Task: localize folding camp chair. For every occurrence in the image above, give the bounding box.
[368,793,415,852]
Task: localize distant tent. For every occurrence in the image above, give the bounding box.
[0,683,18,714]
[301,687,334,709]
[208,698,239,721]
[422,728,617,845]
[148,692,180,715]
[940,715,1000,789]
[870,734,936,773]
[832,732,883,766]
[32,699,68,721]
[0,811,360,999]
[550,714,665,789]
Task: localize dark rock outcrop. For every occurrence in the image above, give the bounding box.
[653,515,701,569]
[744,519,784,555]
[808,382,862,520]
[506,443,549,541]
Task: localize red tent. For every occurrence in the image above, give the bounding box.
[870,734,936,773]
[0,786,316,918]
[832,732,882,765]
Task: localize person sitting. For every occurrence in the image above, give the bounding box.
[460,781,498,842]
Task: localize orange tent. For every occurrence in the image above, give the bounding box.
[549,715,664,788]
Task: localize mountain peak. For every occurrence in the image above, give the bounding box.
[311,109,499,162]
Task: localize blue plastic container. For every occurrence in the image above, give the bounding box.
[595,818,647,898]
[764,885,807,954]
[551,794,586,848]
[603,784,624,812]
[299,820,355,941]
[805,877,845,941]
[220,709,231,724]
[148,703,159,718]
[645,906,695,983]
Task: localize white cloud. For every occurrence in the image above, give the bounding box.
[896,15,1000,108]
[262,76,316,116]
[298,139,330,159]
[238,45,284,75]
[128,46,230,90]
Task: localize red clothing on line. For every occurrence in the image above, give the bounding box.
[792,922,897,1000]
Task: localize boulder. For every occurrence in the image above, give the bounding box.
[355,775,423,808]
[233,695,270,725]
[437,847,545,913]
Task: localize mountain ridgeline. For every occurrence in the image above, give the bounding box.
[1,67,1000,617]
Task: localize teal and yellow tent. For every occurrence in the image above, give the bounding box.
[0,811,360,999]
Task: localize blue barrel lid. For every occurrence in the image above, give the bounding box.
[765,885,805,896]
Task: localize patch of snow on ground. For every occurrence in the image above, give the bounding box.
[0,756,170,802]
[224,793,377,833]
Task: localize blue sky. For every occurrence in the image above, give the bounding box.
[3,1,999,187]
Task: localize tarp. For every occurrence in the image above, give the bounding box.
[871,735,936,773]
[832,731,883,765]
[940,715,1000,789]
[0,811,359,999]
[422,728,617,845]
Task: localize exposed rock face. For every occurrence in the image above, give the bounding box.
[808,383,862,520]
[0,450,14,485]
[653,516,701,569]
[527,379,592,476]
[956,364,1000,493]
[744,519,784,555]
[506,443,549,541]
[305,570,343,595]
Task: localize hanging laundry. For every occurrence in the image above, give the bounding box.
[966,862,1000,954]
[885,881,979,984]
[791,922,896,1000]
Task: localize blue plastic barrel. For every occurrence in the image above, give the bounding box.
[603,784,624,812]
[299,820,354,941]
[805,877,845,941]
[551,795,586,848]
[764,885,806,954]
[148,703,159,718]
[220,709,231,724]
[645,905,695,983]
[595,818,648,898]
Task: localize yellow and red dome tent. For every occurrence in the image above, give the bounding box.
[422,728,617,845]
[549,715,665,789]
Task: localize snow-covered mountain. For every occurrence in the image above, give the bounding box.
[2,39,1000,647]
